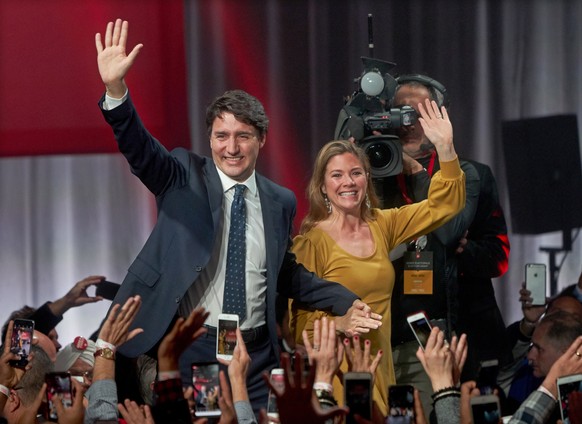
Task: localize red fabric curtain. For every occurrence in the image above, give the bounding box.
[0,1,190,156]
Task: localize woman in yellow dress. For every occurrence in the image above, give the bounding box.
[289,98,465,415]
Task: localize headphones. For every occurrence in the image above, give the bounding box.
[394,74,449,109]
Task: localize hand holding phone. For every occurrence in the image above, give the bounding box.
[476,359,499,395]
[95,280,120,300]
[9,319,35,368]
[387,384,415,424]
[407,311,432,351]
[344,372,372,424]
[557,373,582,422]
[191,362,221,417]
[45,372,73,420]
[216,313,239,361]
[267,368,285,419]
[470,394,501,424]
[525,263,546,306]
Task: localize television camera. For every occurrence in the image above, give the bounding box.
[334,56,418,179]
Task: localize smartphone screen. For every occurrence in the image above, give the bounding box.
[477,359,499,395]
[45,372,73,420]
[267,368,284,418]
[557,374,582,421]
[9,319,35,368]
[387,384,415,424]
[407,312,432,350]
[344,372,372,424]
[191,362,221,417]
[525,263,546,305]
[216,314,238,360]
[470,395,501,424]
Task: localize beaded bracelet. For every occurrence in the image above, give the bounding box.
[431,386,461,404]
[314,388,338,407]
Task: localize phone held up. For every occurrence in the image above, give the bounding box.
[525,263,546,306]
[267,368,285,419]
[406,311,432,351]
[476,359,499,395]
[9,319,35,368]
[387,384,415,424]
[557,373,582,422]
[344,372,372,424]
[191,362,221,417]
[216,313,239,361]
[45,372,73,420]
[470,394,502,424]
[95,280,121,301]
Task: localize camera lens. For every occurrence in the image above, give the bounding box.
[366,142,393,169]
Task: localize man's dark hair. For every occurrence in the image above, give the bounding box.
[15,345,54,406]
[1,305,36,342]
[538,310,582,352]
[205,90,269,138]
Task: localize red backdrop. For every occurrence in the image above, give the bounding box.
[0,1,190,156]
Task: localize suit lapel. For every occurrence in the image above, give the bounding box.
[202,160,223,234]
[257,176,283,280]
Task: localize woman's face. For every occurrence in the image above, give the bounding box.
[322,152,367,215]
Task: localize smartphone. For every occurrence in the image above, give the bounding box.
[9,319,35,368]
[344,372,372,424]
[477,359,499,395]
[95,280,120,300]
[557,373,582,422]
[387,384,415,424]
[525,263,546,305]
[407,311,432,351]
[470,394,501,424]
[191,362,221,417]
[267,368,285,419]
[216,313,239,360]
[45,372,73,420]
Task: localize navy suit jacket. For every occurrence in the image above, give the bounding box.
[100,95,358,357]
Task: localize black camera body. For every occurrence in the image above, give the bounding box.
[363,106,417,135]
[335,99,411,179]
[333,58,416,179]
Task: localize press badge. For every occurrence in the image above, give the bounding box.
[403,245,433,295]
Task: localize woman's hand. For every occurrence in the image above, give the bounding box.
[416,327,455,392]
[302,317,343,385]
[417,98,455,161]
[343,335,382,377]
[335,300,382,337]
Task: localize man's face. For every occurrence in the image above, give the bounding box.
[392,84,433,159]
[210,113,265,182]
[527,323,565,377]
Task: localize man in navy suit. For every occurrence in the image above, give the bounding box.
[95,19,382,413]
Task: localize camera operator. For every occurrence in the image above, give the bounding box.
[375,75,511,415]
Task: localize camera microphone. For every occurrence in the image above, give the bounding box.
[368,14,374,57]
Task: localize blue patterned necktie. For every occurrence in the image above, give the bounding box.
[223,184,247,322]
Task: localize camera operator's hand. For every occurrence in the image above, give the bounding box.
[402,151,425,175]
[417,99,455,161]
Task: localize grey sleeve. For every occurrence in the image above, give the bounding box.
[433,395,461,424]
[84,379,118,424]
[234,400,258,424]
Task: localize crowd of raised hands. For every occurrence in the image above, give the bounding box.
[3,292,582,423]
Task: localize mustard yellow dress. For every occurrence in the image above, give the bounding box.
[289,158,465,416]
